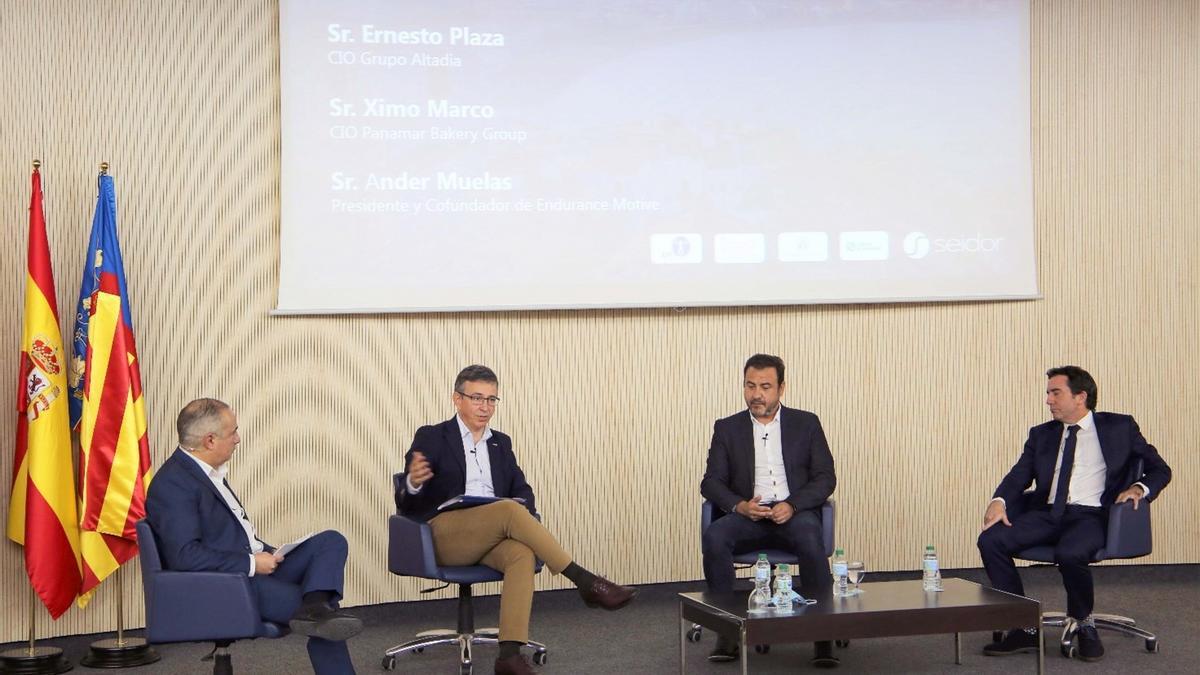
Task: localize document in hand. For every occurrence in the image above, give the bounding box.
[437,495,526,513]
[275,532,316,558]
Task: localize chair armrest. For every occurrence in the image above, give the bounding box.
[146,571,261,643]
[1102,500,1151,560]
[388,513,441,578]
[393,473,407,513]
[821,499,836,558]
[701,500,716,533]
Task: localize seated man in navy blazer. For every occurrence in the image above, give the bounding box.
[145,398,362,675]
[399,365,636,675]
[978,366,1171,662]
[700,354,838,667]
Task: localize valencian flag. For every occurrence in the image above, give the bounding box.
[8,164,84,618]
[68,172,153,605]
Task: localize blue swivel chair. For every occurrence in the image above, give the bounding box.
[687,499,836,647]
[1008,460,1160,658]
[136,519,287,675]
[383,473,547,674]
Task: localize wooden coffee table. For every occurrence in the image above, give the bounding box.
[678,578,1043,673]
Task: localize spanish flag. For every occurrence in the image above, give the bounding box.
[69,172,153,605]
[7,164,84,619]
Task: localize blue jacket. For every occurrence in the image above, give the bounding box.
[145,448,272,574]
[397,417,537,522]
[992,412,1172,511]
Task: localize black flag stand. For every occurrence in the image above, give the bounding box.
[0,587,73,674]
[79,568,159,669]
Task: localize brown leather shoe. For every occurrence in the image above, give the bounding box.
[494,653,537,675]
[578,577,637,610]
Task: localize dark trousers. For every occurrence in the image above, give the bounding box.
[251,530,355,675]
[977,506,1106,621]
[701,508,832,600]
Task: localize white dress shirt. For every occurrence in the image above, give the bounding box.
[1046,411,1152,507]
[991,411,1152,510]
[457,416,495,497]
[751,407,790,503]
[406,415,495,497]
[181,448,262,576]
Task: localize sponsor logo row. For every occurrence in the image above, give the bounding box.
[650,232,1002,264]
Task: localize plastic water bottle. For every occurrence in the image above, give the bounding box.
[773,563,794,613]
[831,547,849,598]
[748,553,772,613]
[922,544,943,591]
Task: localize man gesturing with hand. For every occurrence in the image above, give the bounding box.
[700,354,838,667]
[398,365,636,675]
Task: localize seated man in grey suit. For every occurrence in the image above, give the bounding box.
[145,398,362,675]
[978,366,1171,662]
[700,354,838,667]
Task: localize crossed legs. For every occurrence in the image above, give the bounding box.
[430,500,573,642]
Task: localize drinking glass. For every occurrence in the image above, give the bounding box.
[847,561,866,595]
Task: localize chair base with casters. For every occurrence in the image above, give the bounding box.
[688,500,838,650]
[387,475,548,673]
[992,610,1158,659]
[1050,612,1157,658]
[380,577,548,673]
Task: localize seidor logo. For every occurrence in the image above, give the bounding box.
[903,232,930,259]
[904,232,1003,258]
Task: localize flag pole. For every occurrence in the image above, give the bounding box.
[79,559,160,668]
[0,159,73,674]
[115,573,123,646]
[28,586,34,652]
[72,158,159,667]
[0,581,73,674]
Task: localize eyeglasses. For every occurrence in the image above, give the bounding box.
[456,391,501,407]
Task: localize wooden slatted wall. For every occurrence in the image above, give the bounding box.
[0,0,1196,641]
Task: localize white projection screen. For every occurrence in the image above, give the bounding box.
[278,0,1036,314]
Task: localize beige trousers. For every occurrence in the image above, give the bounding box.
[429,500,573,642]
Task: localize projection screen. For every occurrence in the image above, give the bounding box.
[278,0,1036,313]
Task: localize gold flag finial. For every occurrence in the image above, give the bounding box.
[99,162,109,175]
[33,159,41,170]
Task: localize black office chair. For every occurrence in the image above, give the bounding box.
[1002,460,1160,658]
[382,473,547,674]
[687,499,836,649]
[136,519,287,675]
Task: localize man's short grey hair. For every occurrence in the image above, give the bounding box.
[177,398,231,448]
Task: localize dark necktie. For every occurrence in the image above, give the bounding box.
[1050,424,1081,518]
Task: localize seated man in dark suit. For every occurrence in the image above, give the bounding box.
[700,354,838,667]
[978,366,1171,662]
[145,398,362,675]
[399,365,637,675]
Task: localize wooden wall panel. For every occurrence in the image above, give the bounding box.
[0,0,1196,641]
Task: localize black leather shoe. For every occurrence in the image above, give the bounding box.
[812,640,840,668]
[1076,625,1105,662]
[708,638,739,662]
[982,628,1039,656]
[578,577,637,610]
[494,653,538,675]
[288,603,363,641]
